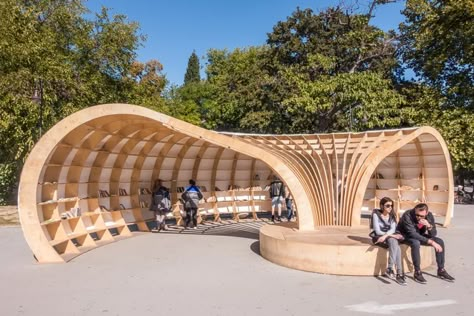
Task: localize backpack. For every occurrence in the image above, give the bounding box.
[182,187,203,209]
[269,181,285,198]
[153,187,171,212]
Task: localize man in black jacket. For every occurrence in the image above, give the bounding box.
[397,203,455,284]
[269,176,285,222]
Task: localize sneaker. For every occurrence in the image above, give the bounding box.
[271,215,275,222]
[437,269,455,282]
[384,268,396,280]
[395,274,407,286]
[193,227,197,230]
[414,270,427,284]
[277,216,282,222]
[151,228,159,233]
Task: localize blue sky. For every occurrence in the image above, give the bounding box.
[86,0,406,86]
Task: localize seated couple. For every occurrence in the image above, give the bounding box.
[370,197,455,285]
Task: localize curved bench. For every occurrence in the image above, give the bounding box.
[259,223,432,276]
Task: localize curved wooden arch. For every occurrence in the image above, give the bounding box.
[18,104,453,265]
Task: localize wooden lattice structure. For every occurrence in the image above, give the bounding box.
[18,104,453,266]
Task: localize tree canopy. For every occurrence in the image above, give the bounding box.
[398,0,474,170]
[184,51,201,85]
[202,6,403,133]
[400,0,473,108]
[0,0,473,203]
[0,0,166,203]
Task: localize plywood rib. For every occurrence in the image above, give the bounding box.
[192,143,209,182]
[344,132,381,226]
[243,135,320,227]
[172,137,197,192]
[230,152,239,189]
[276,136,324,226]
[310,135,335,225]
[211,148,225,193]
[294,137,328,226]
[18,104,454,263]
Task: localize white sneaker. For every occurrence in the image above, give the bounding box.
[384,268,396,280]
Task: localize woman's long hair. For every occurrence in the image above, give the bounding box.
[379,196,397,222]
[152,179,162,192]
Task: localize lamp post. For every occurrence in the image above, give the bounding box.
[32,79,44,138]
[349,103,353,132]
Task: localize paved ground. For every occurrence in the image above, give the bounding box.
[1,205,473,316]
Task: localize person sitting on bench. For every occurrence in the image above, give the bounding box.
[397,203,455,284]
[370,197,406,285]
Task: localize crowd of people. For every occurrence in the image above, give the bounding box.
[149,178,455,286]
[149,176,296,231]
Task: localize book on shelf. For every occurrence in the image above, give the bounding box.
[99,205,110,212]
[98,190,110,198]
[60,207,80,219]
[139,188,152,195]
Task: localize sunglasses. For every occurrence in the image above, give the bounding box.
[384,204,393,208]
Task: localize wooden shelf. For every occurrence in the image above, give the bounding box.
[38,197,79,205]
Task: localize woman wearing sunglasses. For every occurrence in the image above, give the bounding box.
[370,197,406,285]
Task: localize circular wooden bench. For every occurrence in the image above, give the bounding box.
[259,223,432,276]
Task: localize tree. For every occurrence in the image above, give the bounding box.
[266,6,403,133]
[399,83,474,170]
[0,0,164,203]
[205,47,275,132]
[126,59,167,111]
[398,0,474,170]
[201,5,404,133]
[184,51,201,85]
[161,84,203,126]
[267,6,398,77]
[399,0,474,108]
[282,59,404,133]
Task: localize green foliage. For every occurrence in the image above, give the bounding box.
[126,59,168,111]
[398,0,474,170]
[400,0,474,108]
[1,0,472,203]
[0,0,165,202]
[282,67,404,132]
[162,84,203,126]
[267,7,398,77]
[184,51,201,85]
[399,83,474,170]
[0,163,16,205]
[205,47,277,132]
[202,5,402,133]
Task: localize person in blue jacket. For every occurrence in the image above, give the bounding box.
[181,179,203,229]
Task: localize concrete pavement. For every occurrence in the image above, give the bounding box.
[0,205,473,315]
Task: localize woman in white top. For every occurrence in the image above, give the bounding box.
[370,197,406,285]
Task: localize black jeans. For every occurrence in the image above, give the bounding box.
[406,236,445,271]
[185,207,197,228]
